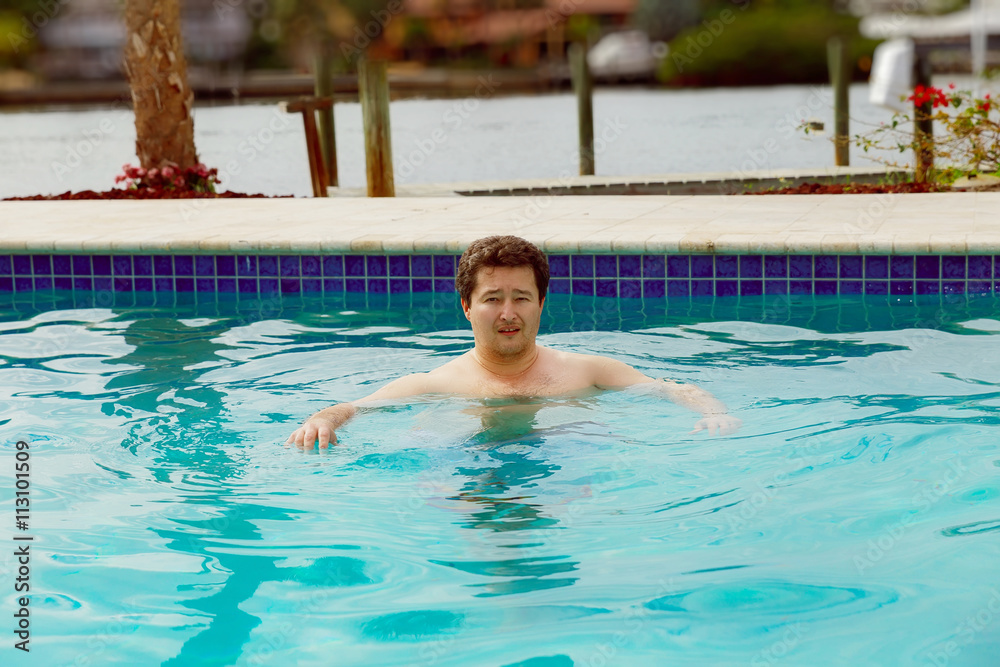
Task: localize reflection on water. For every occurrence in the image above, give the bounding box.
[438,403,583,597]
[102,315,279,665]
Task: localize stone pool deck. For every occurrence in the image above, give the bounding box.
[1,192,997,255]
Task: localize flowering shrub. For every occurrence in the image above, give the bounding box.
[850,83,1000,182]
[115,162,220,194]
[908,83,950,109]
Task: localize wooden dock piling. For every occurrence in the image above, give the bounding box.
[358,58,395,197]
[827,36,850,167]
[314,42,338,187]
[569,42,595,176]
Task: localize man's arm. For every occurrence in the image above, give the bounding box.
[590,356,742,436]
[286,373,432,449]
[655,379,742,435]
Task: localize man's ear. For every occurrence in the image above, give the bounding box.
[461,299,471,321]
[539,296,545,311]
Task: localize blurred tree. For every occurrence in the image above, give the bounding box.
[659,0,880,86]
[123,0,198,170]
[1,0,58,68]
[633,0,701,42]
[265,0,390,70]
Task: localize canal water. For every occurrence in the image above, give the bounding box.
[0,84,924,199]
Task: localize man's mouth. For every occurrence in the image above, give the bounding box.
[498,326,520,336]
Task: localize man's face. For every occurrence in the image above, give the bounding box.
[462,265,544,360]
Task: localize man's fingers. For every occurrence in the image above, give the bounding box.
[722,417,743,435]
[301,424,317,449]
[691,415,743,436]
[286,419,339,450]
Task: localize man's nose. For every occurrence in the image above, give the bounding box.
[499,299,516,320]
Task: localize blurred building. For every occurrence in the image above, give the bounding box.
[34,0,251,80]
[368,0,637,67]
[30,0,640,79]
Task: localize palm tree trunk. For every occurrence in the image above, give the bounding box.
[123,0,198,169]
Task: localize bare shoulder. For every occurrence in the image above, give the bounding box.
[352,355,476,405]
[541,348,652,389]
[422,353,479,389]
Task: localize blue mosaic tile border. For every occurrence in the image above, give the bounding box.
[1,254,998,297]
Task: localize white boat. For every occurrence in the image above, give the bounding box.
[587,30,667,81]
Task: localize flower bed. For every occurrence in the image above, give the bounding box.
[6,190,277,200]
[749,181,947,195]
[4,162,284,200]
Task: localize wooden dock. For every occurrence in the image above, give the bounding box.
[327,167,907,198]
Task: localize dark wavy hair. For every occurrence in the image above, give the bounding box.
[456,235,549,304]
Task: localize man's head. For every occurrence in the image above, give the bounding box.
[456,235,549,305]
[456,236,549,362]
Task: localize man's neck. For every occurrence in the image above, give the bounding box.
[472,346,540,379]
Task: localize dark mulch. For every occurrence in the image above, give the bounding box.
[748,181,948,195]
[5,189,285,200]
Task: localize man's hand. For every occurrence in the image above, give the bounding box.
[286,417,339,449]
[691,413,742,436]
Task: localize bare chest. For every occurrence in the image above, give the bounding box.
[461,366,594,398]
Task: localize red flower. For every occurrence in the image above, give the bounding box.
[907,85,949,108]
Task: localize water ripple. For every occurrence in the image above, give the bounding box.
[940,518,1000,537]
[645,580,897,623]
[359,610,464,641]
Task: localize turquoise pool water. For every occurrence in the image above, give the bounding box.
[2,291,999,666]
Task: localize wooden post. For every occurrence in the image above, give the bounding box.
[314,41,338,187]
[285,98,334,197]
[358,58,395,197]
[827,36,850,166]
[569,42,594,176]
[913,52,934,183]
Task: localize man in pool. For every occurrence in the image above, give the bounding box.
[287,235,742,448]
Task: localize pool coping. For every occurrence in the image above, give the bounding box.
[1,192,997,255]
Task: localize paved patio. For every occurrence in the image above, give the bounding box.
[0,192,997,255]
